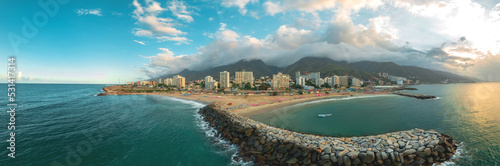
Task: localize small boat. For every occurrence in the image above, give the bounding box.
[318,114,332,118]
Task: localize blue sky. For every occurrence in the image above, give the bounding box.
[1,0,499,83]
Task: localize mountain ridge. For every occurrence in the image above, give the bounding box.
[154,57,476,83]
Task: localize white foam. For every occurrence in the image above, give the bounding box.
[193,109,253,166]
[162,96,206,108]
[428,97,442,100]
[288,94,395,108]
[432,142,466,166]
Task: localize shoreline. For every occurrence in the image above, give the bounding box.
[235,94,395,117]
[98,85,392,117]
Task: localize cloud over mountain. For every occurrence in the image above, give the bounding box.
[137,0,500,81]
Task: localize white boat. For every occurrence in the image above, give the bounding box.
[318,114,332,118]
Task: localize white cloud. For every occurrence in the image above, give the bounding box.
[134,40,146,45]
[155,36,189,44]
[222,0,258,15]
[17,72,23,79]
[208,17,214,21]
[75,8,103,16]
[132,0,190,44]
[136,0,498,80]
[204,23,241,41]
[168,0,194,22]
[390,0,500,56]
[112,12,123,16]
[263,0,382,15]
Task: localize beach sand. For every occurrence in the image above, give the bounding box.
[100,85,390,117]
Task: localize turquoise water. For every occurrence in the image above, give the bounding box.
[0,84,239,165]
[250,83,500,165]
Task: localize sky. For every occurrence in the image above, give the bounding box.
[0,0,499,84]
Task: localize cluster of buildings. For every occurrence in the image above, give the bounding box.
[378,72,416,85]
[128,70,371,91]
[295,72,363,89]
[127,75,186,88]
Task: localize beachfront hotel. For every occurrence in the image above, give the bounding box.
[220,71,231,89]
[172,75,186,88]
[272,72,290,90]
[235,71,254,87]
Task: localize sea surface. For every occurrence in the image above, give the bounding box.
[0,84,243,166]
[250,83,500,165]
[0,83,498,166]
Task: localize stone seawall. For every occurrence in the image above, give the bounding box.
[199,105,457,166]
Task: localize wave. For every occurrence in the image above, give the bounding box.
[160,95,252,165]
[432,142,466,166]
[161,96,206,108]
[289,94,395,108]
[194,109,253,166]
[428,97,442,100]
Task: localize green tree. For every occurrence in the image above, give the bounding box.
[298,90,304,95]
[291,84,303,89]
[259,84,269,90]
[272,92,278,96]
[244,82,252,90]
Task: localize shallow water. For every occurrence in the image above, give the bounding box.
[250,83,500,165]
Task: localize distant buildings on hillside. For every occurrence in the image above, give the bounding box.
[129,69,423,91]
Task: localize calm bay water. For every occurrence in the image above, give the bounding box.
[0,83,498,165]
[250,83,500,165]
[0,84,239,166]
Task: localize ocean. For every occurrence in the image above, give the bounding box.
[1,83,499,165]
[251,83,500,165]
[0,84,242,165]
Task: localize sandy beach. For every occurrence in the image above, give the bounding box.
[100,85,390,117]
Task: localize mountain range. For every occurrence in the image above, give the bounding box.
[156,57,477,83]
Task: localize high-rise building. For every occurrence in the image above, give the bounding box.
[295,72,301,84]
[331,75,340,87]
[340,76,349,86]
[297,76,306,86]
[205,81,218,90]
[272,72,290,90]
[318,78,325,86]
[158,78,162,84]
[325,77,332,86]
[139,81,149,86]
[204,76,213,84]
[172,75,186,88]
[352,78,360,87]
[295,72,320,86]
[219,71,230,89]
[164,78,173,86]
[235,71,254,86]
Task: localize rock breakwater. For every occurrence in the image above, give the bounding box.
[199,105,457,166]
[393,92,437,100]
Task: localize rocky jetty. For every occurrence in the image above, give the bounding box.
[199,105,457,166]
[393,92,436,100]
